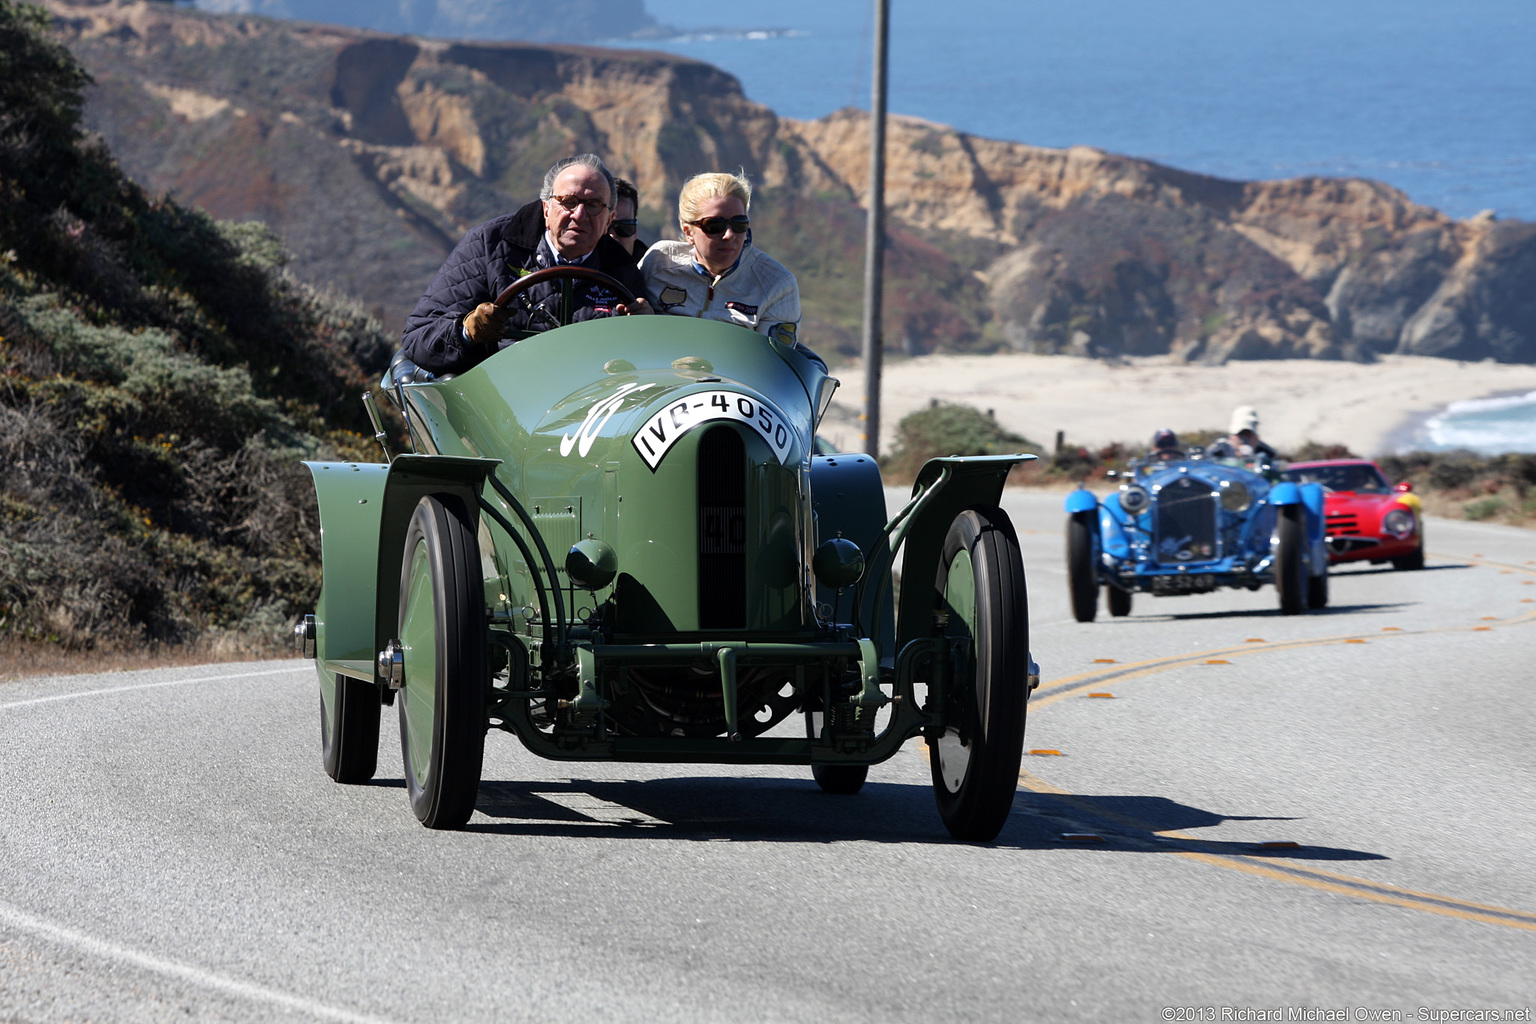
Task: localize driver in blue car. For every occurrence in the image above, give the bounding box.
[1149,427,1183,461]
[400,153,650,376]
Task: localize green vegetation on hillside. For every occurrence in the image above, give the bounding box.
[881,401,1042,480]
[0,0,390,656]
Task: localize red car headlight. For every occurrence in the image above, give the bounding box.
[1382,506,1416,540]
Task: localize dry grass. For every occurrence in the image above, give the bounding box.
[0,633,290,683]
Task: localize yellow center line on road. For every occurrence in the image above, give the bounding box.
[1006,553,1536,930]
[1016,769,1536,932]
[1033,555,1536,710]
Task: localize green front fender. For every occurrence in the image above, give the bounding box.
[305,454,500,682]
[893,454,1036,649]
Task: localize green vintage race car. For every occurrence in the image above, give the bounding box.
[296,267,1038,841]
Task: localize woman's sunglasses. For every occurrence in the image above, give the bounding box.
[687,215,751,237]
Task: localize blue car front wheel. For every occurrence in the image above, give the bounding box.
[1066,511,1099,623]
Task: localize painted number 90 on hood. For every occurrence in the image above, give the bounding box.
[632,390,794,471]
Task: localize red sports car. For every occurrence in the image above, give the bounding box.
[1283,459,1425,570]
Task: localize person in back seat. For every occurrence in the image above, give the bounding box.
[400,153,649,376]
[608,177,646,264]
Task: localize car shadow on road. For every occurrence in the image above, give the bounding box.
[1140,601,1410,623]
[1010,790,1385,862]
[463,776,1385,861]
[1330,562,1471,577]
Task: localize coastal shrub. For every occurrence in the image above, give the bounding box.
[882,401,1041,481]
[1426,452,1481,492]
[1463,497,1504,521]
[1290,441,1357,461]
[0,1,390,660]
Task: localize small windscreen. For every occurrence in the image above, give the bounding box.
[1283,463,1390,493]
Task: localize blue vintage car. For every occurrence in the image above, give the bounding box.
[1063,450,1329,620]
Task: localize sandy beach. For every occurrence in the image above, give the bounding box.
[820,354,1536,458]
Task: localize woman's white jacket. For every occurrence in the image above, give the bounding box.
[639,240,801,345]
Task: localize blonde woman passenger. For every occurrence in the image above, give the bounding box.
[639,171,802,347]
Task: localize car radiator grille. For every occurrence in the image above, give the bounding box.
[698,426,747,628]
[1153,477,1218,564]
[1326,512,1361,535]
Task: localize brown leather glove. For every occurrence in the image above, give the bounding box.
[463,302,512,346]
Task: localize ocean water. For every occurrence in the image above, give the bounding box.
[1403,391,1536,455]
[624,0,1536,222]
[625,1,1535,454]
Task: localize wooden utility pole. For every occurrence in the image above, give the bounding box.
[859,0,889,458]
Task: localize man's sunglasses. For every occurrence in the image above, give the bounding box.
[610,218,638,237]
[548,194,610,215]
[687,215,750,237]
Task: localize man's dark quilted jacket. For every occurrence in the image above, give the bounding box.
[400,201,648,374]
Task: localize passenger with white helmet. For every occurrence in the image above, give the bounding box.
[1209,406,1277,461]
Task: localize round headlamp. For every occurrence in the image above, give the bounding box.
[1119,483,1150,514]
[1382,507,1416,540]
[1219,479,1251,513]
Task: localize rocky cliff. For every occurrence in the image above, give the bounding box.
[43,0,1536,363]
[184,0,662,42]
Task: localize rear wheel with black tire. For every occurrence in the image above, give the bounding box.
[397,495,487,829]
[319,666,380,784]
[1275,506,1306,615]
[1066,511,1099,623]
[804,710,870,794]
[812,763,869,795]
[1106,584,1133,618]
[931,507,1029,842]
[1307,568,1329,609]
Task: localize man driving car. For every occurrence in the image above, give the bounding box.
[400,153,649,376]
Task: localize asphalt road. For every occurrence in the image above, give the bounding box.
[2,491,1533,1023]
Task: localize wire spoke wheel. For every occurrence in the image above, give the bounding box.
[931,507,1030,842]
[398,495,487,829]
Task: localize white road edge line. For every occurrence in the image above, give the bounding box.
[0,666,306,712]
[0,901,399,1024]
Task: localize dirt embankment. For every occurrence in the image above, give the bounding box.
[43,0,1536,365]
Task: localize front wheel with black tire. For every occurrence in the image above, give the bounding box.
[319,666,380,784]
[1066,510,1099,623]
[1106,584,1133,618]
[1393,537,1426,571]
[397,494,488,829]
[1275,506,1306,615]
[931,507,1029,842]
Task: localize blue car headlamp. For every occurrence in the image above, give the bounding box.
[1219,479,1251,513]
[1119,482,1150,513]
[1383,507,1416,540]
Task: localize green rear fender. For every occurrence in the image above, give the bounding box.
[304,461,390,675]
[305,455,500,682]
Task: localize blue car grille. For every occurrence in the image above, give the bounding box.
[1153,477,1218,564]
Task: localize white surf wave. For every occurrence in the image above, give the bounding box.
[1413,389,1536,454]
